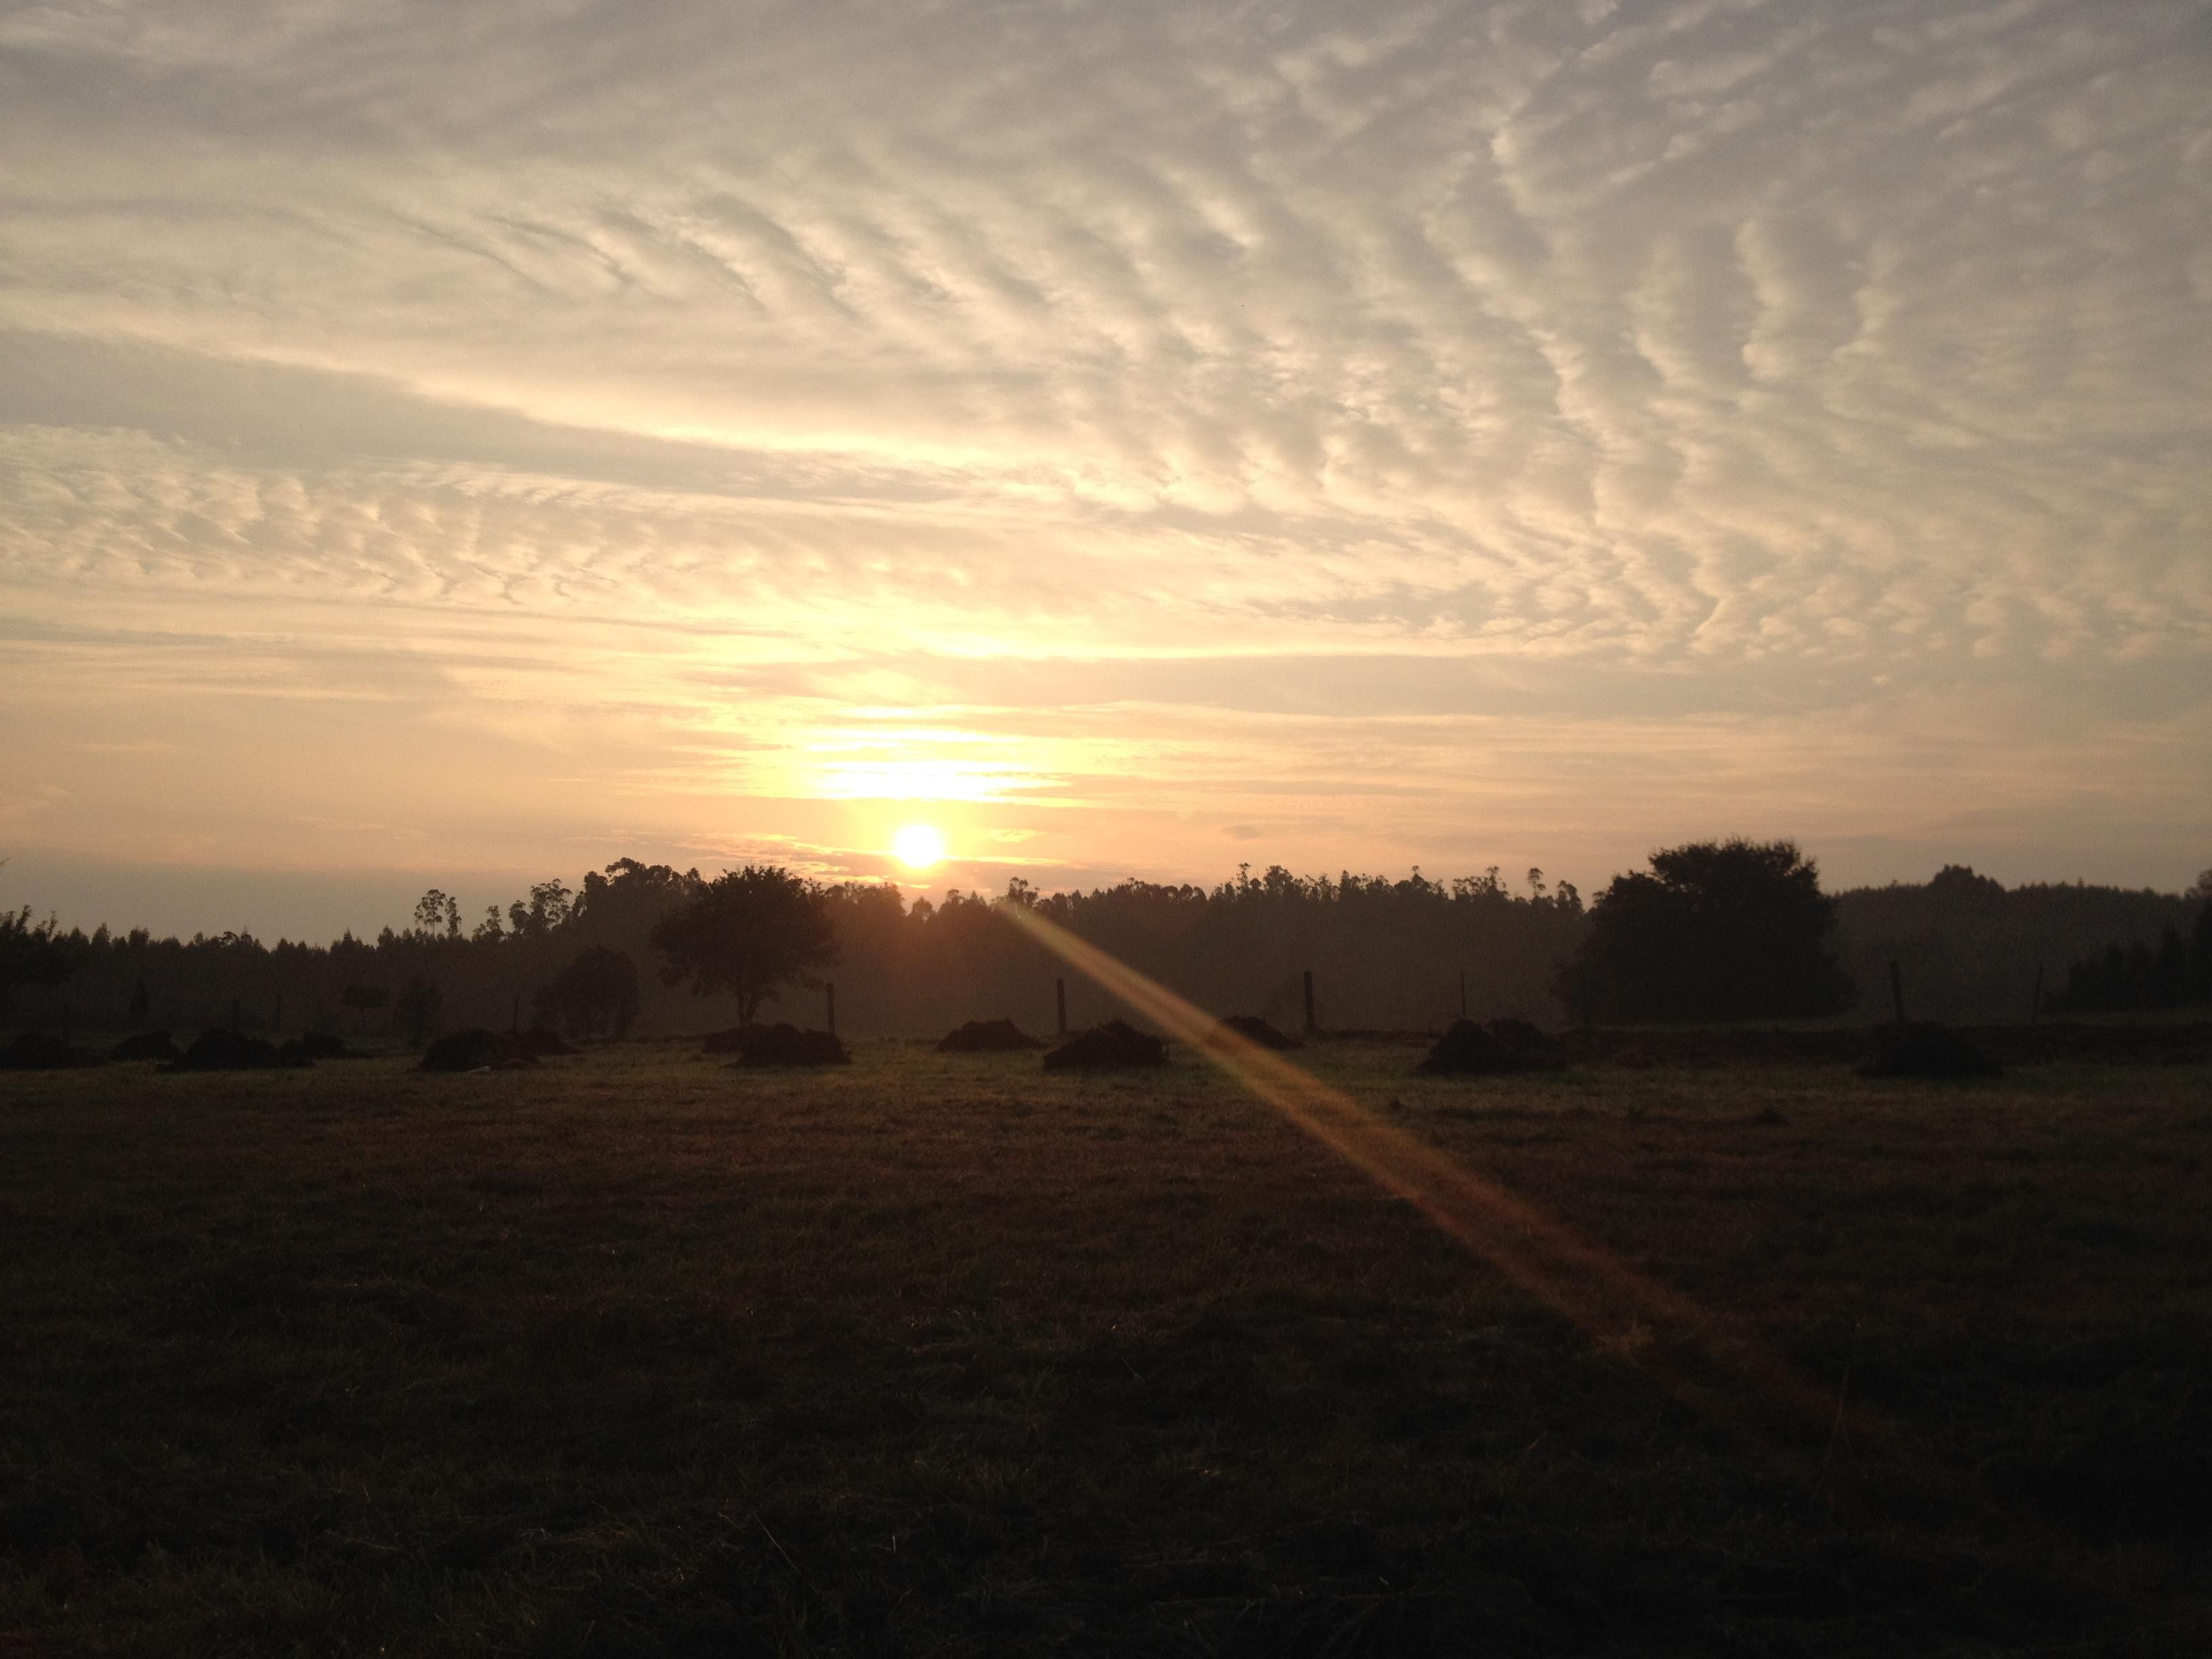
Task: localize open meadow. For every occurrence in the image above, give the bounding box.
[3,1038,2209,1656]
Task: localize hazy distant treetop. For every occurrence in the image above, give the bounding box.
[534,945,641,1040]
[1926,865,2007,904]
[508,880,574,939]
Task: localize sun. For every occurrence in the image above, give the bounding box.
[893,823,946,870]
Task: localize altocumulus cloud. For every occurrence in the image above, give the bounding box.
[1,0,2208,915]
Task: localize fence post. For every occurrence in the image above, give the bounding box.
[1055,977,1067,1036]
[1303,969,1317,1035]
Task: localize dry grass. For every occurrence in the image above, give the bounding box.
[2,1038,2208,1655]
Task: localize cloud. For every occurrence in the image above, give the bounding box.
[1,0,2208,908]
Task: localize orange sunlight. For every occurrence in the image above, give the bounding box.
[893,823,947,869]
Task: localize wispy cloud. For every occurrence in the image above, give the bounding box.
[2,0,2208,914]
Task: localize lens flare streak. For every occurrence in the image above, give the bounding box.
[996,899,1906,1495]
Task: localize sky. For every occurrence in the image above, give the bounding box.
[3,0,2208,942]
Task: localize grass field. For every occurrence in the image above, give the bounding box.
[3,1038,2209,1656]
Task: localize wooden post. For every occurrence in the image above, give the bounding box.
[1887,960,1907,1029]
[1302,969,1317,1035]
[1055,977,1067,1036]
[2030,962,2044,1027]
[825,982,837,1037]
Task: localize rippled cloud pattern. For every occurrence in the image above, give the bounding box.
[3,0,2207,923]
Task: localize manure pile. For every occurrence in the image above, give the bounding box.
[937,1018,1044,1052]
[1217,1014,1300,1050]
[1859,1023,2003,1079]
[163,1029,311,1072]
[724,1024,849,1067]
[0,1032,99,1070]
[1416,1018,1567,1076]
[1043,1020,1168,1071]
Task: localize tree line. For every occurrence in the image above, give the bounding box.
[4,846,2206,1042]
[2,855,1586,1040]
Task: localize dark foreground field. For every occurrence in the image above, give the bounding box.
[3,1040,2209,1656]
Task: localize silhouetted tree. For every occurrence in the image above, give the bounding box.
[507,879,574,939]
[2059,905,2212,1012]
[652,865,835,1025]
[394,979,442,1045]
[533,946,640,1040]
[40,845,2194,1040]
[1562,839,1853,1023]
[412,890,462,941]
[0,905,89,1016]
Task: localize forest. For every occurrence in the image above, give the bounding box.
[5,850,2207,1044]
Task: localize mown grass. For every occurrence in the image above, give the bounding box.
[3,1040,2208,1655]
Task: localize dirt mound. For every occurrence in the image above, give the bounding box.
[1483,1017,1568,1069]
[701,1025,758,1054]
[1,1031,100,1070]
[164,1029,302,1071]
[937,1018,1044,1052]
[727,1024,849,1067]
[418,1029,539,1073]
[1416,1019,1570,1076]
[1043,1019,1169,1072]
[1416,1020,1524,1076]
[111,1030,180,1063]
[1218,1015,1300,1050]
[1859,1023,2003,1080]
[276,1033,361,1065]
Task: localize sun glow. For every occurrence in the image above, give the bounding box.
[893,823,947,869]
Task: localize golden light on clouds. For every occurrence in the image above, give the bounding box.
[1,0,2208,934]
[802,725,1052,804]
